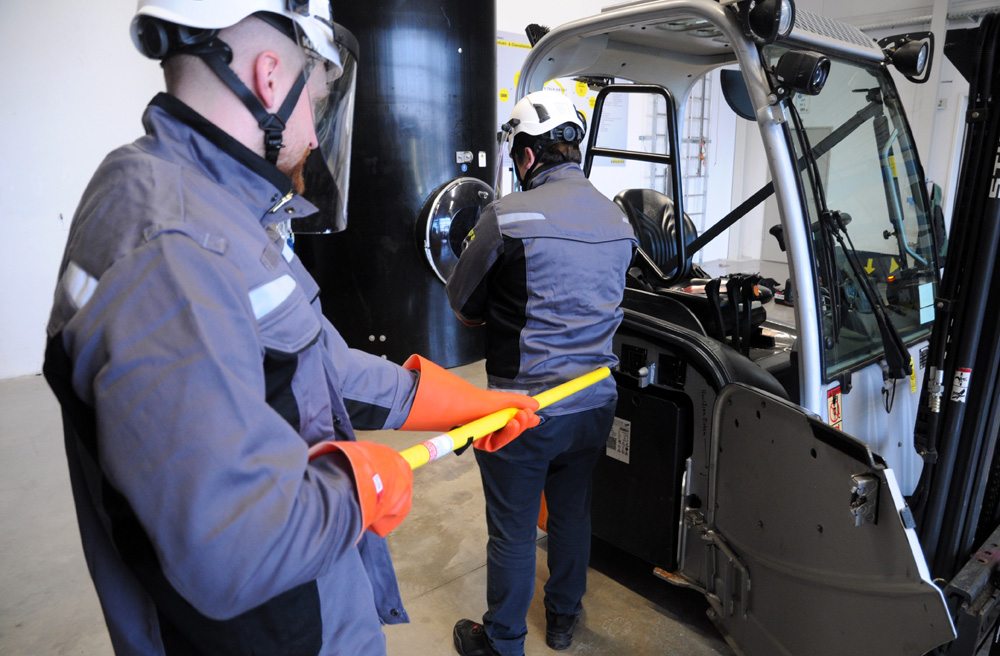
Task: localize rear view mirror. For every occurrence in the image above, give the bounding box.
[721,69,755,121]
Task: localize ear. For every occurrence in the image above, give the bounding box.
[520,147,536,170]
[252,50,282,111]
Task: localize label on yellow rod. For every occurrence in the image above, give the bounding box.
[401,433,456,469]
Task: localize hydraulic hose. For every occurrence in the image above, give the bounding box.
[913,14,993,515]
[919,14,1000,575]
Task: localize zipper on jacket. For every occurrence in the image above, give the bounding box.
[268,192,295,214]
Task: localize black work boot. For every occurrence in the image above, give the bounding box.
[453,619,502,656]
[545,610,580,650]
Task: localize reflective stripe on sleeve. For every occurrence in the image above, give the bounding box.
[61,261,99,311]
[497,212,546,226]
[249,274,296,320]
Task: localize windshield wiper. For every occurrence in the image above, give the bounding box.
[819,210,913,378]
[787,100,913,379]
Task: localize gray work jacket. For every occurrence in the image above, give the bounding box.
[44,93,414,656]
[446,163,636,414]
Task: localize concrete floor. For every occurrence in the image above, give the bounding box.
[0,363,733,655]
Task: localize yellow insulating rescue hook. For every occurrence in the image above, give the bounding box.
[399,367,611,470]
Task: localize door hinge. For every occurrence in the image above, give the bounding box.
[703,529,751,619]
[850,474,880,526]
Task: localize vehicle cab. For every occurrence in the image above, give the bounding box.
[514,2,954,654]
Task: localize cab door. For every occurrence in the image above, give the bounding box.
[703,383,955,655]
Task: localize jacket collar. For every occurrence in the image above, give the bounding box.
[143,93,318,227]
[524,162,584,191]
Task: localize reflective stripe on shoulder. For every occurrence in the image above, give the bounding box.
[249,274,296,320]
[497,212,546,226]
[60,261,99,311]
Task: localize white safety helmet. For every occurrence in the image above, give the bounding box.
[506,90,586,146]
[131,0,359,234]
[496,90,586,192]
[132,0,341,73]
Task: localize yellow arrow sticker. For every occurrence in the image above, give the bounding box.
[890,258,900,274]
[865,258,875,274]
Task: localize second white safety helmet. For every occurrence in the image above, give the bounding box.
[505,90,586,146]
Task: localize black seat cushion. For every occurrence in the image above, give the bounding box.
[615,189,697,274]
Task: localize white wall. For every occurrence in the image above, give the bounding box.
[0,4,162,379]
[497,0,610,33]
[0,1,615,381]
[0,0,979,379]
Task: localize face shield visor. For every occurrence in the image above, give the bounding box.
[494,119,518,198]
[290,21,359,234]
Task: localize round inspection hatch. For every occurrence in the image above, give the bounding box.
[416,177,494,284]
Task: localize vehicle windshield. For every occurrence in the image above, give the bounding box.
[766,46,939,379]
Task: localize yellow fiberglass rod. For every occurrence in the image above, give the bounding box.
[399,367,611,470]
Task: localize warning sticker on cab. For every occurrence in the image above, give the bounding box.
[606,417,631,464]
[827,386,843,430]
[951,368,973,403]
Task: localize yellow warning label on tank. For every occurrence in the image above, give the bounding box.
[910,356,917,393]
[576,81,588,97]
[499,89,509,103]
[497,39,531,49]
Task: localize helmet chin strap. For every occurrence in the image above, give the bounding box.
[186,37,308,165]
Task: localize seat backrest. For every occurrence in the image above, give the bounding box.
[614,188,698,273]
[615,189,672,268]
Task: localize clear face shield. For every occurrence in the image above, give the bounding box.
[290,21,359,234]
[494,118,519,198]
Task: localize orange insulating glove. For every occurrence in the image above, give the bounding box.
[399,354,540,447]
[472,408,540,452]
[308,440,413,538]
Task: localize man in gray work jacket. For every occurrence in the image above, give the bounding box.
[447,90,637,656]
[43,2,539,655]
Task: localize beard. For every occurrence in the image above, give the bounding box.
[282,148,312,195]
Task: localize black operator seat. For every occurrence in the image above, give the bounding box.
[614,188,698,273]
[614,189,781,373]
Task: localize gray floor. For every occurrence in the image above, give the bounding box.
[0,364,732,655]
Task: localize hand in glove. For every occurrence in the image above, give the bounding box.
[308,440,412,538]
[472,408,540,452]
[400,354,539,452]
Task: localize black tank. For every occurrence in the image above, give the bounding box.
[295,1,496,367]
